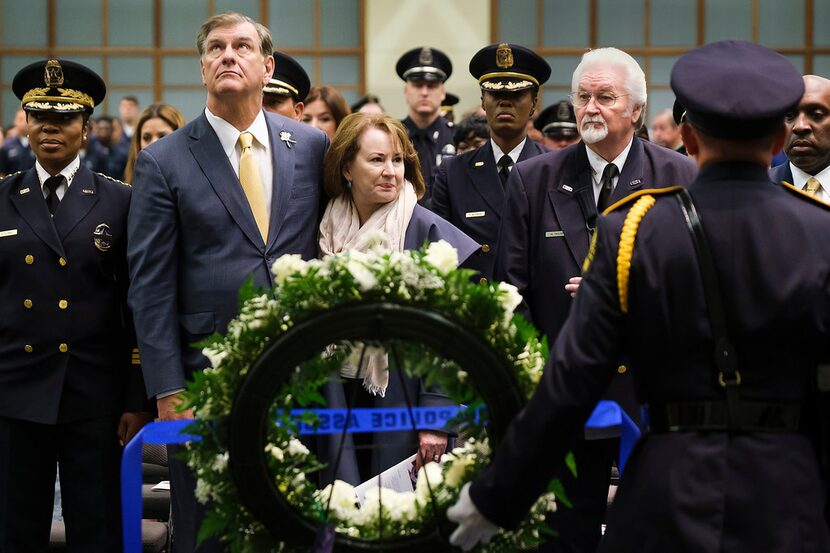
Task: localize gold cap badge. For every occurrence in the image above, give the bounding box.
[419,47,434,65]
[496,43,514,69]
[44,59,64,87]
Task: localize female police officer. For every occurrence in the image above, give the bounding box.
[0,59,147,552]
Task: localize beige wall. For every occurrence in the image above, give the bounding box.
[365,0,491,120]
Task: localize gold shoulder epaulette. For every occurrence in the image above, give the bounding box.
[602,185,683,215]
[95,172,131,187]
[0,170,23,183]
[781,181,830,210]
[617,195,658,313]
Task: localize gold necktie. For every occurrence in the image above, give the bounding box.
[805,176,822,197]
[238,132,269,243]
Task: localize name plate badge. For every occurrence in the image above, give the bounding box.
[545,230,565,238]
[0,229,18,238]
[465,211,486,218]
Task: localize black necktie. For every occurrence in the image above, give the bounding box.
[44,175,64,215]
[498,155,513,186]
[596,163,619,213]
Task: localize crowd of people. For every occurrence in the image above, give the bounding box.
[2,8,830,553]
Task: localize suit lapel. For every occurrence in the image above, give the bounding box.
[265,115,295,248]
[465,142,505,217]
[188,115,264,250]
[9,170,66,258]
[610,137,645,204]
[53,167,99,240]
[550,145,593,266]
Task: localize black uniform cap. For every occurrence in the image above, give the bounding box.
[265,51,310,103]
[13,58,105,114]
[441,93,460,110]
[396,47,452,83]
[671,40,804,139]
[351,94,382,112]
[534,100,577,137]
[470,43,551,93]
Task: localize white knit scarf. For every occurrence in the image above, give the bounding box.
[318,180,418,396]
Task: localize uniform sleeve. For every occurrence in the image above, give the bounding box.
[127,149,184,399]
[469,214,626,529]
[493,166,534,323]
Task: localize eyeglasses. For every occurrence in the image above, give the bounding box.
[569,91,629,108]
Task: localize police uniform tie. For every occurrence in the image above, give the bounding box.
[596,163,619,212]
[43,175,64,215]
[237,131,269,243]
[498,155,514,186]
[805,176,822,197]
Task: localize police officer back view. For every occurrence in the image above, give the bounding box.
[449,40,830,553]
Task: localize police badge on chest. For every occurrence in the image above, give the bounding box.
[93,223,113,252]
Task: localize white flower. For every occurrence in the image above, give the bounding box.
[346,258,378,291]
[443,455,474,488]
[424,240,458,275]
[287,438,310,457]
[211,452,229,472]
[363,230,392,251]
[497,281,523,321]
[202,345,228,369]
[194,478,211,504]
[317,480,358,520]
[415,462,444,504]
[456,370,468,382]
[265,443,284,462]
[271,254,308,285]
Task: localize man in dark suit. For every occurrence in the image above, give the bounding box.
[0,58,147,553]
[450,39,830,553]
[397,46,456,205]
[431,43,550,282]
[0,108,36,177]
[493,47,696,552]
[127,12,328,553]
[770,75,830,199]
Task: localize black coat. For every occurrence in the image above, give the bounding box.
[403,115,455,206]
[472,162,830,552]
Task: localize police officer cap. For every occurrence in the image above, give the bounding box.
[265,51,310,103]
[534,100,577,137]
[13,58,105,114]
[442,93,460,110]
[352,94,382,112]
[470,43,551,93]
[671,40,804,139]
[396,47,452,83]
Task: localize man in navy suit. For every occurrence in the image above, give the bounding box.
[770,75,830,199]
[431,43,549,282]
[0,108,36,177]
[494,47,696,552]
[127,12,328,553]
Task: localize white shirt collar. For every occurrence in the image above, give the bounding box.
[585,137,634,185]
[491,138,527,166]
[789,162,830,195]
[204,107,270,156]
[35,155,81,190]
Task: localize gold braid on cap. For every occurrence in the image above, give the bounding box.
[479,72,539,88]
[21,87,94,109]
[264,79,299,97]
[616,195,656,314]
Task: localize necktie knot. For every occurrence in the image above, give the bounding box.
[596,163,619,212]
[44,175,64,215]
[805,176,822,197]
[498,155,513,186]
[601,163,619,181]
[239,131,254,151]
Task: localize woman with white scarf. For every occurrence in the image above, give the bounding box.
[315,112,479,487]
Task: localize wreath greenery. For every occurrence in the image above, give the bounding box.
[183,234,566,552]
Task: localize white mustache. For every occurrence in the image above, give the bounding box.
[581,115,607,128]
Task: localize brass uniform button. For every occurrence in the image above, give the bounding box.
[58,300,69,310]
[479,277,488,285]
[25,255,34,265]
[24,345,33,353]
[23,299,33,309]
[617,365,627,374]
[481,244,491,253]
[59,343,69,353]
[58,257,67,266]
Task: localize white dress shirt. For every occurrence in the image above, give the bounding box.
[491,138,527,171]
[204,107,274,215]
[789,162,830,203]
[36,155,81,201]
[585,138,634,206]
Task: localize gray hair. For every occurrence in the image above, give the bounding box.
[572,47,647,127]
[196,12,273,59]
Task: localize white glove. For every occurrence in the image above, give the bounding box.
[447,482,500,551]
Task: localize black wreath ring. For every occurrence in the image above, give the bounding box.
[227,301,526,551]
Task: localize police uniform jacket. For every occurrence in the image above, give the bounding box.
[403,115,454,206]
[769,161,794,185]
[0,166,144,424]
[472,161,830,552]
[494,138,696,420]
[431,139,547,280]
[0,136,36,175]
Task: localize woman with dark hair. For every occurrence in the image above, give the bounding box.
[315,112,479,486]
[302,85,351,142]
[122,102,185,183]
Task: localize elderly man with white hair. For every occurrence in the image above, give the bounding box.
[485,47,696,552]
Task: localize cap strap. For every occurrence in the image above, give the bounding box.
[402,66,447,80]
